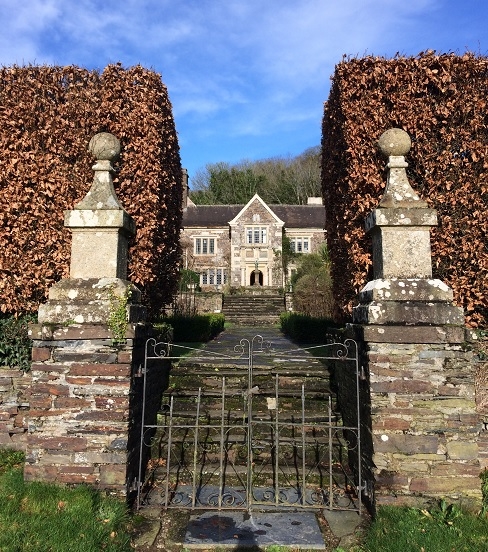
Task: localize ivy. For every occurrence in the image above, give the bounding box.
[0,313,37,371]
[107,286,132,343]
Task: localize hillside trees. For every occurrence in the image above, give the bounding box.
[190,146,320,205]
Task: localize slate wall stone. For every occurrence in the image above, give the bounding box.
[19,323,169,497]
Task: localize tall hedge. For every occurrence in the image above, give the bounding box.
[322,52,488,327]
[0,64,182,316]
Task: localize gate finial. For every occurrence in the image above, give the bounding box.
[377,128,427,208]
[353,127,464,326]
[75,132,123,210]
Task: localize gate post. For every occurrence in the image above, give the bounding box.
[27,133,149,495]
[352,129,481,507]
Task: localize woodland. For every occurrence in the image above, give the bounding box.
[189,146,321,205]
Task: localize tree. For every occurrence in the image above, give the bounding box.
[189,146,321,205]
[291,245,334,318]
[190,163,268,204]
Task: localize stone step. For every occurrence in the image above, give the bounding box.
[171,366,332,379]
[154,326,345,491]
[226,317,281,326]
[222,295,284,324]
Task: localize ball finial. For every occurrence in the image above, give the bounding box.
[378,128,411,158]
[89,132,121,161]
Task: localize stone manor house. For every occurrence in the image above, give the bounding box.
[181,173,326,290]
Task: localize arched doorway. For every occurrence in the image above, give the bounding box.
[250,270,263,286]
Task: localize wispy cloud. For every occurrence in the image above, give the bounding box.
[0,0,486,176]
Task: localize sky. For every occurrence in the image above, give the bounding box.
[0,0,487,185]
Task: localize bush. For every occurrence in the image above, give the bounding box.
[162,313,225,342]
[152,321,173,343]
[0,313,36,371]
[280,312,337,343]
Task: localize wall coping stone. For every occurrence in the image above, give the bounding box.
[358,278,454,303]
[347,323,466,344]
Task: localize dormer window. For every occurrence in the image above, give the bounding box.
[246,226,267,244]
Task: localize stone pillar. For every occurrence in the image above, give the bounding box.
[26,133,156,496]
[38,133,144,326]
[352,129,481,506]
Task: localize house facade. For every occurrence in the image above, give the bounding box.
[181,192,326,290]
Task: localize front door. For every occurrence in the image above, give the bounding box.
[250,270,263,286]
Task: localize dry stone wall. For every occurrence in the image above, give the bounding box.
[364,327,481,504]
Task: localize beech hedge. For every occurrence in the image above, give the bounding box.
[322,52,488,327]
[0,64,182,316]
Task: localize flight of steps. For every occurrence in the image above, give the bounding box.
[147,352,348,508]
[222,293,284,325]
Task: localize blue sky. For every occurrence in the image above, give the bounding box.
[0,0,487,184]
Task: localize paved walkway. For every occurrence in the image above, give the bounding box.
[177,324,330,370]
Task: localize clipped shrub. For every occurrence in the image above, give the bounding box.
[0,64,182,317]
[163,313,225,342]
[322,52,488,327]
[291,253,334,318]
[280,312,337,343]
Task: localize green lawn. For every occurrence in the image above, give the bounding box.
[346,501,488,552]
[0,450,132,552]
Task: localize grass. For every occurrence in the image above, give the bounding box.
[349,501,488,552]
[0,449,132,552]
[171,341,205,360]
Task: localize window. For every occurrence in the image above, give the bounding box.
[200,268,227,287]
[246,226,267,244]
[194,237,215,255]
[290,237,310,253]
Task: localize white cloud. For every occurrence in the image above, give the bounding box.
[0,0,60,64]
[0,0,485,176]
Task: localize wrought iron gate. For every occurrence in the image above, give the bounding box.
[137,334,363,513]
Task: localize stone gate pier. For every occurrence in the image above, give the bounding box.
[26,133,166,496]
[350,129,484,507]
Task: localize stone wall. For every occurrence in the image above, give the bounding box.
[0,369,31,450]
[23,323,168,497]
[334,326,486,510]
[360,326,482,506]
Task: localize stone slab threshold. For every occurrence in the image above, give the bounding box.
[184,511,326,549]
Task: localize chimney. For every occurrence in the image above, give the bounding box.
[182,168,189,208]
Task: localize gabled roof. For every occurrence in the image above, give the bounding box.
[271,205,325,228]
[228,194,284,226]
[182,205,241,227]
[182,198,325,229]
